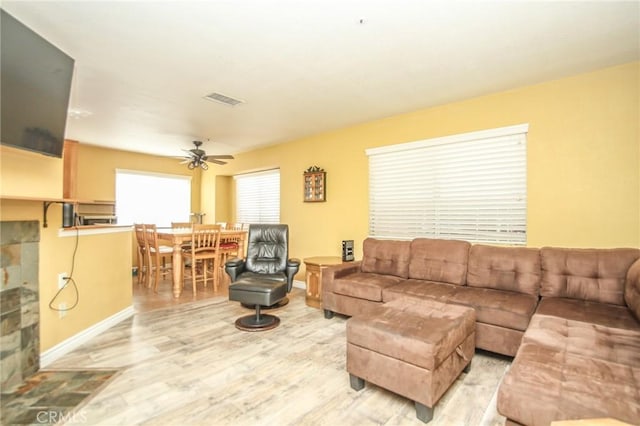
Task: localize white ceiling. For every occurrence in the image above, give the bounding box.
[2,1,639,158]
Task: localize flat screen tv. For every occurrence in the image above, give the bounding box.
[1,9,75,158]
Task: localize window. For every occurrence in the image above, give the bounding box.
[234,169,280,224]
[367,124,528,245]
[115,170,191,227]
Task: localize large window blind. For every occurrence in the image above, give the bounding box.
[115,170,191,227]
[235,169,280,224]
[367,124,528,245]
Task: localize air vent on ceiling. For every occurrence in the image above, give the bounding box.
[203,92,245,107]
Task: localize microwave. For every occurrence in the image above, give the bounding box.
[79,215,117,225]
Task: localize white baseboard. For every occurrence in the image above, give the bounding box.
[40,305,135,368]
[293,279,306,290]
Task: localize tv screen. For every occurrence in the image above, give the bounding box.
[1,9,74,158]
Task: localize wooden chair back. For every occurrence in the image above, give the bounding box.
[219,230,247,259]
[190,224,222,254]
[143,224,160,251]
[183,224,222,293]
[142,224,173,290]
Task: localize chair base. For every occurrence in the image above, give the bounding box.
[235,313,280,332]
[241,297,289,310]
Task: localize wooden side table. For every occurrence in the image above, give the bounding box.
[304,256,343,308]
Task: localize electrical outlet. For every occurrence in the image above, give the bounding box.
[58,302,67,318]
[57,273,68,289]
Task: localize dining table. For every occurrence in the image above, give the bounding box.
[156,227,247,298]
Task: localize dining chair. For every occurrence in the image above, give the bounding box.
[218,227,247,281]
[182,224,222,294]
[133,223,147,286]
[143,224,174,290]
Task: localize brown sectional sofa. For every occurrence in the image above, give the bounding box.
[322,237,640,425]
[498,248,640,425]
[323,238,543,356]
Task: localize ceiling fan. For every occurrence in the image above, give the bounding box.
[180,140,234,170]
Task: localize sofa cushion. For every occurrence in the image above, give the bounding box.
[360,238,411,278]
[540,247,640,306]
[536,297,640,331]
[524,313,640,365]
[467,245,541,296]
[383,279,537,331]
[498,340,640,426]
[333,272,404,302]
[448,286,538,331]
[624,258,640,321]
[382,279,458,303]
[498,311,640,425]
[408,238,470,285]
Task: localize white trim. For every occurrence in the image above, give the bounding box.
[40,305,135,367]
[115,168,192,181]
[58,226,132,237]
[293,279,306,290]
[366,123,529,156]
[233,168,280,180]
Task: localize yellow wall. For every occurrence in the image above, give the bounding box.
[0,146,63,199]
[214,175,233,223]
[203,62,640,267]
[0,144,201,352]
[0,200,132,352]
[76,144,201,212]
[2,61,638,352]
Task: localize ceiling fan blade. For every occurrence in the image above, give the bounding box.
[207,159,228,165]
[205,154,234,160]
[177,141,233,169]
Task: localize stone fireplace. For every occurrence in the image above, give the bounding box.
[0,220,40,391]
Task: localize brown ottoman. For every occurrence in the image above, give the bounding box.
[346,297,475,423]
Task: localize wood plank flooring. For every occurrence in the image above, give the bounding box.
[49,277,512,425]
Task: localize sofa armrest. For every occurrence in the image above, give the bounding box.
[322,261,362,294]
[624,257,640,321]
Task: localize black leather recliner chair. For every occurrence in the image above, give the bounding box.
[225,224,300,331]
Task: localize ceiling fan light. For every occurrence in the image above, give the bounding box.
[180,140,232,171]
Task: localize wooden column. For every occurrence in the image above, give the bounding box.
[62,139,78,199]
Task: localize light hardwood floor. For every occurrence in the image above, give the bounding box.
[132,272,228,313]
[51,277,511,425]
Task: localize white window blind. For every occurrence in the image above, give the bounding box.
[234,169,280,224]
[115,170,191,227]
[367,124,528,245]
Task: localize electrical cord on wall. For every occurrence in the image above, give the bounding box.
[48,217,80,312]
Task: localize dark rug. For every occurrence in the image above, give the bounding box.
[1,369,120,425]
